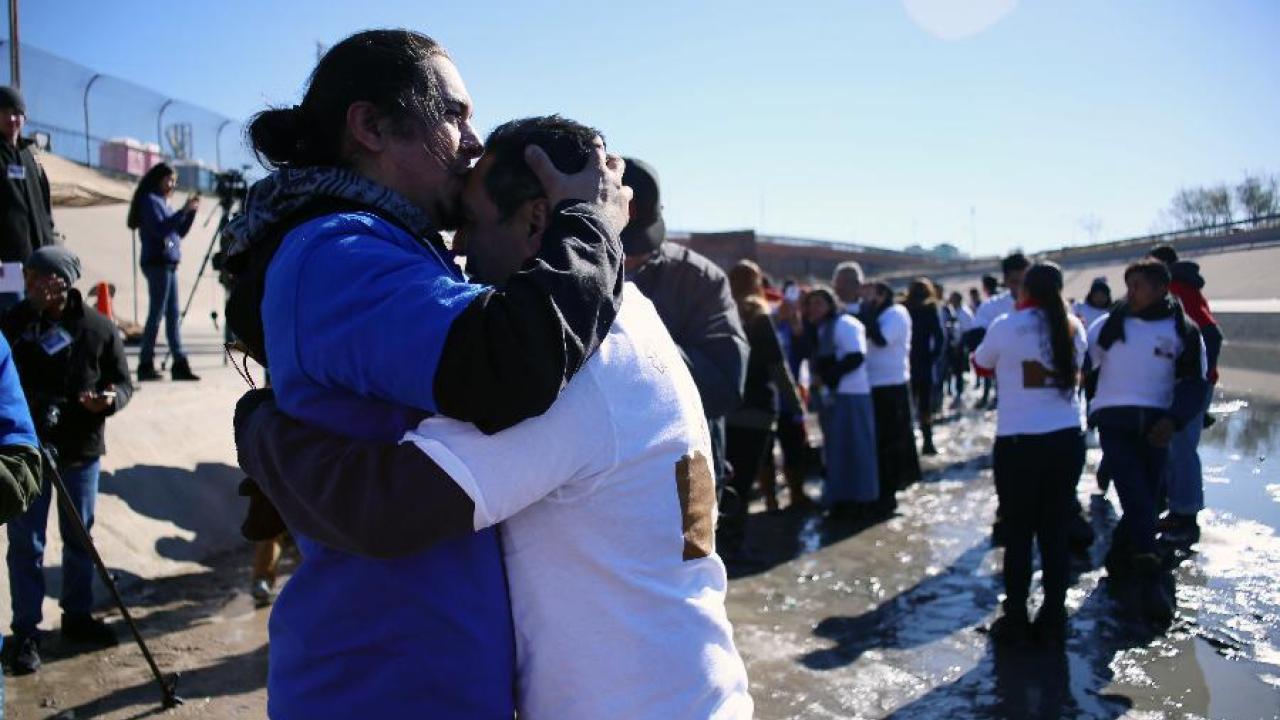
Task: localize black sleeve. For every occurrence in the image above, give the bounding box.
[1202,323,1223,377]
[434,201,623,435]
[0,444,41,525]
[233,390,476,559]
[38,164,53,236]
[927,311,945,360]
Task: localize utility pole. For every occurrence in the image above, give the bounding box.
[7,0,19,88]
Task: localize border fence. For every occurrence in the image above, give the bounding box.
[0,41,260,191]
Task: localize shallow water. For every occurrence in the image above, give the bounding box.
[728,390,1280,719]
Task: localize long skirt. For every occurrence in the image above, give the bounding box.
[871,383,922,497]
[820,393,879,504]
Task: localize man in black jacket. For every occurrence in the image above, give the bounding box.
[2,246,132,674]
[0,87,55,313]
[621,158,747,491]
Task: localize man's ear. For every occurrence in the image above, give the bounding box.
[526,198,550,245]
[346,101,389,155]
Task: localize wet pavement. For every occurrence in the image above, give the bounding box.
[4,387,1279,719]
[728,389,1280,719]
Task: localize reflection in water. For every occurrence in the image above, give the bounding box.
[727,392,1280,719]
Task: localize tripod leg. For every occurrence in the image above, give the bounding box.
[162,206,232,371]
[42,449,182,709]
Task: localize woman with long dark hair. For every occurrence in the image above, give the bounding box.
[722,260,804,552]
[806,286,879,518]
[904,278,944,455]
[127,162,199,381]
[860,281,920,515]
[972,261,1087,645]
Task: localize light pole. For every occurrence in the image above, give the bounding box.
[7,0,19,88]
[156,98,175,154]
[215,118,231,170]
[82,73,102,165]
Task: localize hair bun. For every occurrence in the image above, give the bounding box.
[248,106,305,168]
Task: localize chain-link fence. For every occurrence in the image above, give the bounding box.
[0,41,260,191]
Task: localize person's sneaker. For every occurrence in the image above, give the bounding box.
[137,361,161,382]
[1032,607,1068,647]
[989,610,1031,646]
[251,578,275,607]
[61,613,118,648]
[170,358,201,382]
[4,632,41,675]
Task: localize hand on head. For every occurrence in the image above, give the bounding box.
[523,138,632,238]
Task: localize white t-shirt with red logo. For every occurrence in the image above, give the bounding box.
[972,306,1086,436]
[403,284,752,720]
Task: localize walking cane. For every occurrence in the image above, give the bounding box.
[40,447,182,709]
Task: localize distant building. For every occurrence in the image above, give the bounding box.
[669,229,943,283]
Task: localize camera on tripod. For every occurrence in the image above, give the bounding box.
[214,169,249,212]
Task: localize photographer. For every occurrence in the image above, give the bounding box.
[2,247,133,675]
[127,162,200,382]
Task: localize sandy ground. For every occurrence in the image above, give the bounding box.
[3,371,1278,719]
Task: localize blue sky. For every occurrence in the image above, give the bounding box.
[13,1,1279,255]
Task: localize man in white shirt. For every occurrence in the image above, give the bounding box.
[235,116,752,719]
[1086,258,1207,627]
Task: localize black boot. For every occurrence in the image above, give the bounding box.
[990,603,1031,646]
[171,357,201,382]
[3,631,41,675]
[62,613,119,648]
[921,428,938,456]
[1032,605,1068,647]
[137,360,161,382]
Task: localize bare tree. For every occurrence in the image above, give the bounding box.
[1077,214,1102,244]
[1236,173,1279,222]
[1169,185,1233,229]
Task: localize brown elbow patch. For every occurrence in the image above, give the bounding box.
[676,451,715,561]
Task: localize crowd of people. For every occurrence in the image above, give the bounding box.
[0,26,1231,718]
[709,242,1220,646]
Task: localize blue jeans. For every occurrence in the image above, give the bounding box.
[139,264,184,365]
[1165,386,1213,516]
[6,459,101,635]
[1100,426,1167,557]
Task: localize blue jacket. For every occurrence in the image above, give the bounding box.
[261,212,512,719]
[0,333,40,659]
[138,194,195,266]
[0,335,37,450]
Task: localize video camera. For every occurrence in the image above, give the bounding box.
[214,169,249,211]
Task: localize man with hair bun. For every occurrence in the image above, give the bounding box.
[224,30,631,719]
[236,115,753,720]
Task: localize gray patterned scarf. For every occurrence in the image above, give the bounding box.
[222,167,438,261]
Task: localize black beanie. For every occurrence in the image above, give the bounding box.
[27,246,82,286]
[0,86,25,115]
